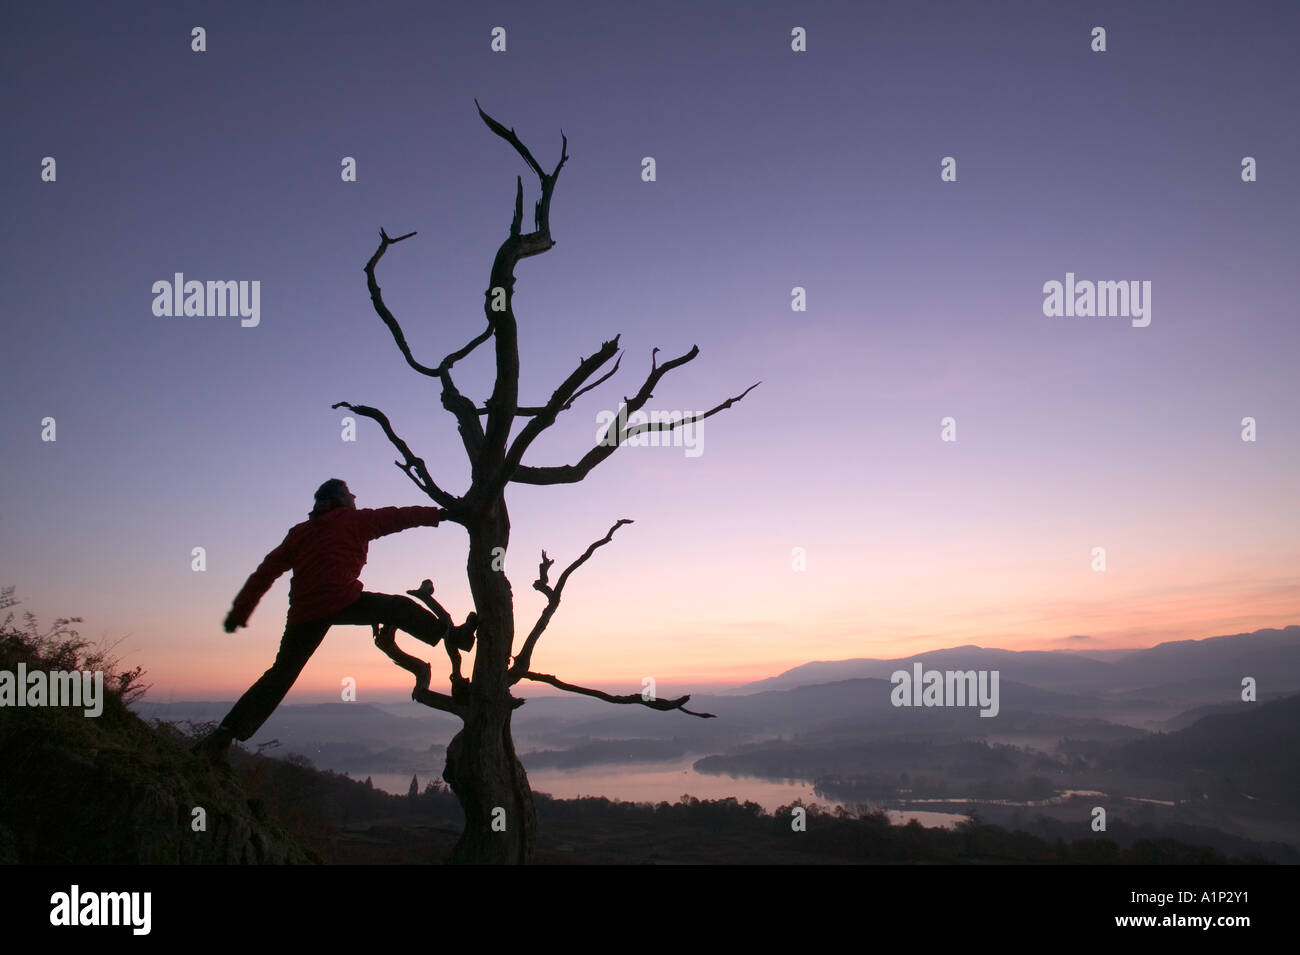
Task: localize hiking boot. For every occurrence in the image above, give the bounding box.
[448,612,478,652]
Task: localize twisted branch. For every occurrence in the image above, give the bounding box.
[510,347,761,485]
[518,671,715,719]
[474,100,569,489]
[364,229,437,377]
[330,401,460,510]
[510,518,631,680]
[370,623,467,718]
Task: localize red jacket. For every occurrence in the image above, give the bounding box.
[229,506,444,627]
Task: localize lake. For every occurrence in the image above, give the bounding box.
[364,757,971,830]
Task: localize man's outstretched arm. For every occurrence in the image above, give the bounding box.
[356,506,447,541]
[225,535,296,631]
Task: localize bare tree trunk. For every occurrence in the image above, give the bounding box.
[444,499,536,863]
[344,103,749,864]
[444,709,535,864]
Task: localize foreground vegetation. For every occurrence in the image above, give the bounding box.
[0,589,1275,864]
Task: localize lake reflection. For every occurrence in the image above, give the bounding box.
[366,758,970,830]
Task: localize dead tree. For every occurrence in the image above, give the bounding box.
[334,102,758,863]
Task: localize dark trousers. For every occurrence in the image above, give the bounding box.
[221,592,447,741]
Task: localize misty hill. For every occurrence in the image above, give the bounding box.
[131,676,1148,776]
[134,700,455,774]
[1159,701,1245,731]
[124,625,1300,801]
[736,626,1300,703]
[1105,693,1300,805]
[9,608,1288,864]
[135,700,458,747]
[738,646,1116,694]
[504,677,1150,752]
[1109,627,1300,693]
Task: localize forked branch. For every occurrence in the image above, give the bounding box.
[491,337,622,496]
[475,352,623,417]
[475,101,570,472]
[518,671,716,719]
[362,228,487,464]
[330,401,460,511]
[364,229,438,377]
[370,623,467,718]
[511,347,761,485]
[510,518,632,679]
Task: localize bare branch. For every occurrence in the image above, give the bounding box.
[489,337,621,497]
[362,229,487,465]
[474,101,570,480]
[438,323,494,375]
[510,518,631,680]
[412,686,470,717]
[510,347,761,485]
[364,228,440,378]
[567,352,624,407]
[475,352,623,417]
[370,623,468,718]
[406,580,470,701]
[621,380,761,438]
[475,99,555,184]
[331,402,460,510]
[437,368,487,466]
[518,671,715,718]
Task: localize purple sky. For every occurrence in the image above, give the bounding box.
[2,0,1297,703]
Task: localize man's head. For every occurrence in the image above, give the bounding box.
[310,478,357,516]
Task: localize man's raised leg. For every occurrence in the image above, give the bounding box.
[331,592,475,651]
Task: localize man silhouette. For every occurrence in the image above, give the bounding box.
[194,478,475,759]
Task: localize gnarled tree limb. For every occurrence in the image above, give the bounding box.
[475,351,623,417]
[510,518,631,680]
[406,579,470,702]
[362,228,487,465]
[488,337,621,499]
[474,101,569,491]
[509,347,761,485]
[438,323,494,375]
[371,623,469,718]
[518,670,716,718]
[331,401,460,510]
[364,229,438,377]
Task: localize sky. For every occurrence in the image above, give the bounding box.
[2,0,1297,705]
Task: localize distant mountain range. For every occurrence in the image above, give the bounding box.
[733,626,1300,700]
[128,623,1300,857]
[128,623,1300,778]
